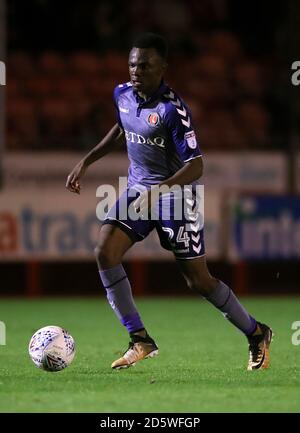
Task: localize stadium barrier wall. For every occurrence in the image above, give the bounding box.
[0,187,222,261]
[0,151,291,296]
[3,151,287,192]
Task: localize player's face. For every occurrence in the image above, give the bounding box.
[128,47,166,96]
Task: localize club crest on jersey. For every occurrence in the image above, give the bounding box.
[147,112,159,126]
[184,131,197,149]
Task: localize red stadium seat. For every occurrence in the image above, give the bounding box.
[235,61,266,98]
[236,101,270,148]
[67,52,103,76]
[7,98,39,149]
[53,77,87,99]
[38,52,67,77]
[208,31,243,64]
[8,52,36,78]
[102,52,128,76]
[24,76,54,98]
[194,54,228,81]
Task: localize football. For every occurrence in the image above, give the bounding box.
[28,325,76,372]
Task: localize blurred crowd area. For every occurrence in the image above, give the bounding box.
[6,0,287,152]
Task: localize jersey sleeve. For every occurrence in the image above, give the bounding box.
[164,97,202,163]
[113,85,124,128]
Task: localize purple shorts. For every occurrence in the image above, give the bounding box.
[102,187,205,260]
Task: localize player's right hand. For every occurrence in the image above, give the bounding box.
[66,162,86,194]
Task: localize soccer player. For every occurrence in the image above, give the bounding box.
[66,33,273,371]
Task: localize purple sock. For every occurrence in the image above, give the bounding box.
[99,264,144,334]
[206,281,257,336]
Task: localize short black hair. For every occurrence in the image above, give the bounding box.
[132,32,168,60]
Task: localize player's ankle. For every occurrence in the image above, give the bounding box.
[131,328,147,338]
[251,324,262,337]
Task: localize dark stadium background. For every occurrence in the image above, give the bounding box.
[0,0,299,298]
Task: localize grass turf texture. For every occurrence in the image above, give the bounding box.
[0,297,300,413]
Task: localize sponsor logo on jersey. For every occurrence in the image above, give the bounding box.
[124,129,165,148]
[184,131,197,149]
[147,112,159,126]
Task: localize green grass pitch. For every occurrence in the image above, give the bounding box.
[0,297,300,412]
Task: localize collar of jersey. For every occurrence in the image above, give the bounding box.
[133,80,168,107]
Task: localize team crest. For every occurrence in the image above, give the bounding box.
[147,113,159,126]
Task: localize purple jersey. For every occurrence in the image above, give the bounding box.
[113,81,202,188]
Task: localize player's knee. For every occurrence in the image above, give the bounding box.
[187,278,217,297]
[94,244,115,268]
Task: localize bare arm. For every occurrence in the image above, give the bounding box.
[81,123,124,167]
[133,157,203,212]
[66,123,124,194]
[158,156,203,189]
